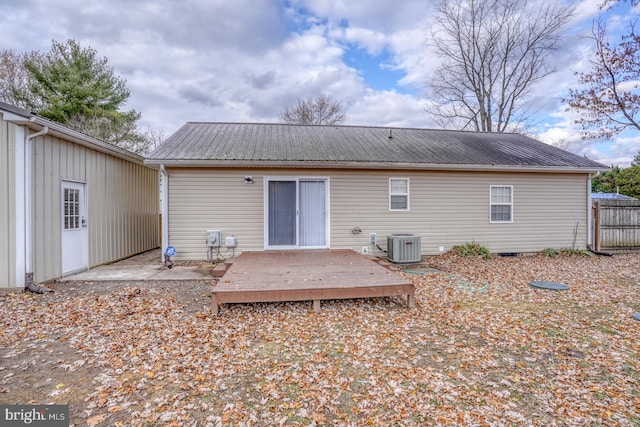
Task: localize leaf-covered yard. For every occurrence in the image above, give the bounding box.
[1,253,639,426]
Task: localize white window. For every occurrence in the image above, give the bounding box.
[490,185,513,223]
[63,188,81,230]
[389,178,409,211]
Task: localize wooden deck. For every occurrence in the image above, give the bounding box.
[211,250,415,314]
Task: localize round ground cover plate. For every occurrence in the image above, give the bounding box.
[529,281,570,291]
[633,312,640,321]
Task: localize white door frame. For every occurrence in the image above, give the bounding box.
[263,176,330,250]
[61,180,89,275]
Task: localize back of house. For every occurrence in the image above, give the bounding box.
[145,122,606,261]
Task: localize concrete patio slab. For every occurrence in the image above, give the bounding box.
[61,249,216,281]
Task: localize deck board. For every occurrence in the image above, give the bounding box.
[211,250,415,314]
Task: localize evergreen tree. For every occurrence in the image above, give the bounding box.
[8,39,153,154]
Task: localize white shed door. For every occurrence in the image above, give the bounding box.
[61,181,88,275]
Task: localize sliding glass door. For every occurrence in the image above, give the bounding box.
[266,178,328,249]
[299,180,326,247]
[268,180,297,246]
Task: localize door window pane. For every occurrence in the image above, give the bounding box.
[64,188,81,230]
[268,181,296,245]
[299,180,326,247]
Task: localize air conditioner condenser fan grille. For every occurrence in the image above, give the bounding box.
[387,234,421,263]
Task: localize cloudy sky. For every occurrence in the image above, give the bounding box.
[2,0,639,165]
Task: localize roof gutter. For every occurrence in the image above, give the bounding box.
[26,120,49,141]
[144,159,609,174]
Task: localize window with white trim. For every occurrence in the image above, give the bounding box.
[490,185,513,223]
[63,188,81,230]
[389,178,409,211]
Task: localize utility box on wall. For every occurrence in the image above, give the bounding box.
[225,235,237,248]
[207,230,221,247]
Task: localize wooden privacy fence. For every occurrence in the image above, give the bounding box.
[592,199,640,253]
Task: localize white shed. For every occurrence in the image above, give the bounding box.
[0,102,159,288]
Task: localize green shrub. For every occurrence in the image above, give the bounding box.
[454,241,491,260]
[560,248,592,256]
[543,247,592,257]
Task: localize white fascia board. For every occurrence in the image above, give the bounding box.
[2,111,29,122]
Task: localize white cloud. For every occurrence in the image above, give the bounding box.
[0,0,636,167]
[347,90,434,128]
[536,120,583,148]
[535,112,640,167]
[608,133,640,165]
[340,27,387,56]
[288,0,430,33]
[388,26,434,91]
[569,0,602,29]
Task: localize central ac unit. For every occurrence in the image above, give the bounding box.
[387,234,421,263]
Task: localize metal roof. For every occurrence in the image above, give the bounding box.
[0,101,31,117]
[0,101,144,164]
[146,122,607,172]
[591,192,637,200]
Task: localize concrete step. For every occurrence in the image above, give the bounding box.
[213,263,228,278]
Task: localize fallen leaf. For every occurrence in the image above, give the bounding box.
[87,414,107,426]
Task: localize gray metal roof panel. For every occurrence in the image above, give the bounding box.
[0,101,31,117]
[591,193,637,200]
[147,122,606,170]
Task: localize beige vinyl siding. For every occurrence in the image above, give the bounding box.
[330,170,588,254]
[30,133,159,282]
[0,116,16,286]
[167,167,589,259]
[167,168,264,260]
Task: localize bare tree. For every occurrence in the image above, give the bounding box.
[564,19,640,140]
[601,0,638,8]
[140,127,166,155]
[280,94,347,125]
[66,113,164,155]
[0,49,44,108]
[427,0,573,132]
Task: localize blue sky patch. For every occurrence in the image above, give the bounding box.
[343,45,408,93]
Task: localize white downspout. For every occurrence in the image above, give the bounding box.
[23,123,49,287]
[587,173,594,248]
[160,164,169,263]
[14,126,26,287]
